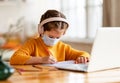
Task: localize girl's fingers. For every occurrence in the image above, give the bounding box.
[50,55,57,61]
[75,57,89,64]
[41,56,56,64]
[49,55,57,62]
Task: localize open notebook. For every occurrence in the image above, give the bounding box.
[42,60,88,72]
[42,28,120,72]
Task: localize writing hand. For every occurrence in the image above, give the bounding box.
[41,56,57,64]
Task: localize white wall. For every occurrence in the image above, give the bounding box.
[0,0,61,34]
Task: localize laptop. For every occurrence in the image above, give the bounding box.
[43,27,120,72]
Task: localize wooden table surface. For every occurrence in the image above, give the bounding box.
[0,65,120,83]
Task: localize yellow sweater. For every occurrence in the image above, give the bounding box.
[10,37,90,65]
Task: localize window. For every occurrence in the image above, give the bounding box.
[60,0,103,43]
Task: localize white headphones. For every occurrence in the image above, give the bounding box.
[38,17,69,35]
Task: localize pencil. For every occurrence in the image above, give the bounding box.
[14,67,40,72]
[32,65,43,70]
[16,69,22,75]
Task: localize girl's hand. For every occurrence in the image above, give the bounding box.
[75,56,89,64]
[40,56,57,64]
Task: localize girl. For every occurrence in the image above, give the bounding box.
[10,10,90,65]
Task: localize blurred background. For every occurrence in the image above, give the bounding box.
[0,0,120,60]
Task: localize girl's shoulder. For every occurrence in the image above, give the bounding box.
[23,37,39,44]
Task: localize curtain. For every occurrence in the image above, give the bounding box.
[103,0,120,27]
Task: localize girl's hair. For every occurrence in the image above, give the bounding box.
[40,10,68,31]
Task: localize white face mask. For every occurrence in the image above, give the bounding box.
[42,35,60,46]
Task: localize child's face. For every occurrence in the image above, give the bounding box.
[44,28,66,39]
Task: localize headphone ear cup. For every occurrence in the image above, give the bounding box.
[63,31,66,35]
[38,24,44,35]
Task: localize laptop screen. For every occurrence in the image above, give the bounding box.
[88,27,120,72]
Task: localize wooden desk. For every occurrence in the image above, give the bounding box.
[0,65,120,83]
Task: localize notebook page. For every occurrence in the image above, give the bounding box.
[41,60,88,72]
[42,60,75,66]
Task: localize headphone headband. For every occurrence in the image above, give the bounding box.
[38,17,69,35]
